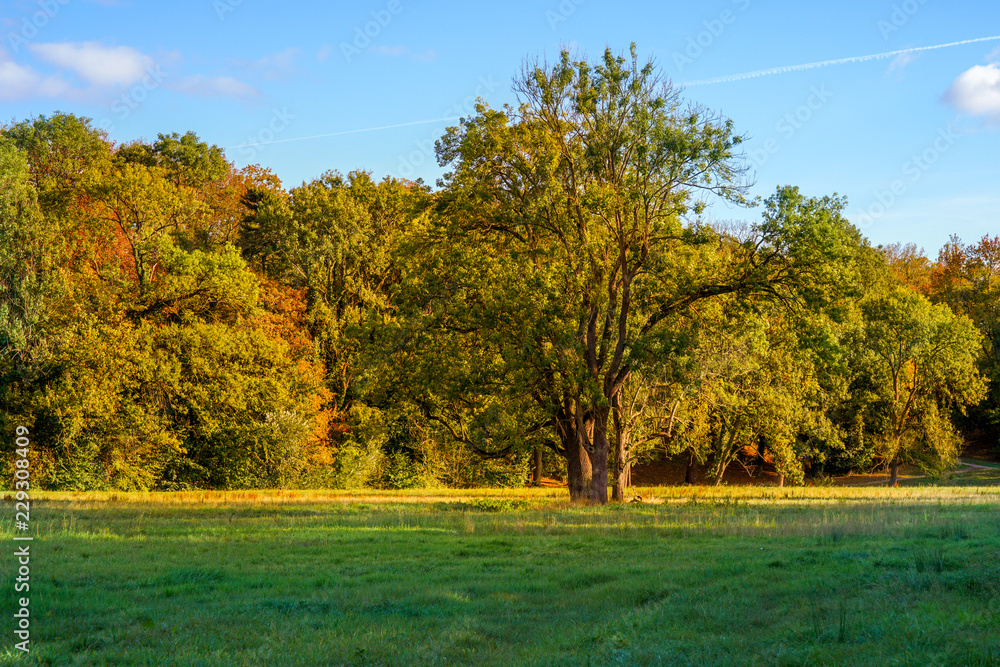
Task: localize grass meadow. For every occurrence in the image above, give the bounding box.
[3,479,1000,665]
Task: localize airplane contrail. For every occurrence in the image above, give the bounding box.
[226,35,1000,151]
[680,35,1000,86]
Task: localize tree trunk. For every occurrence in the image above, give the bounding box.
[566,437,592,501]
[612,472,624,502]
[559,398,607,504]
[755,438,767,478]
[711,418,741,487]
[557,401,590,502]
[532,446,542,487]
[685,449,698,485]
[778,474,785,488]
[586,406,611,504]
[564,414,593,502]
[611,394,631,502]
[889,459,899,486]
[712,449,729,487]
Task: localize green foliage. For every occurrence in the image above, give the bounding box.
[449,451,531,489]
[242,170,429,423]
[756,185,864,310]
[39,316,181,490]
[0,86,990,493]
[461,497,529,511]
[147,320,323,489]
[850,286,986,473]
[0,114,332,491]
[2,112,111,217]
[86,160,208,295]
[930,236,1000,440]
[144,238,260,323]
[658,297,844,486]
[381,450,424,490]
[331,405,390,489]
[151,131,230,187]
[237,187,294,279]
[0,137,49,360]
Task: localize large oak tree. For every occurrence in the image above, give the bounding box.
[418,46,861,502]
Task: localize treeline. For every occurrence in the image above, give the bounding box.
[0,48,994,501]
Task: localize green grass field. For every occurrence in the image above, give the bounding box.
[4,481,1000,666]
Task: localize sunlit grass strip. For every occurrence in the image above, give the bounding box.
[29,487,566,506]
[25,483,1000,508]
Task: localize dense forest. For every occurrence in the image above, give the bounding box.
[1,48,995,503]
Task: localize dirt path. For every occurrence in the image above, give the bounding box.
[851,459,998,486]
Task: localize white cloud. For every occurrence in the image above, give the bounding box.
[0,59,38,91]
[170,74,261,101]
[28,41,153,87]
[5,40,260,105]
[943,63,1000,120]
[0,51,73,101]
[316,44,333,63]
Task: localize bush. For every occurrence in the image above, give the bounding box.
[381,450,423,489]
[463,498,528,512]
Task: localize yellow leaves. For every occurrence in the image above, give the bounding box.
[239,163,285,197]
[148,240,259,323]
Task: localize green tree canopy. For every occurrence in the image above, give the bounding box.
[853,287,986,483]
[415,45,863,502]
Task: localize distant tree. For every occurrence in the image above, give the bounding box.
[930,235,1000,438]
[0,137,48,362]
[151,131,230,188]
[237,169,432,477]
[1,114,330,490]
[882,242,933,294]
[853,287,986,484]
[655,296,845,487]
[87,161,207,298]
[2,113,111,218]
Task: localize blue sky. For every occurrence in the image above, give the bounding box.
[1,0,998,254]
